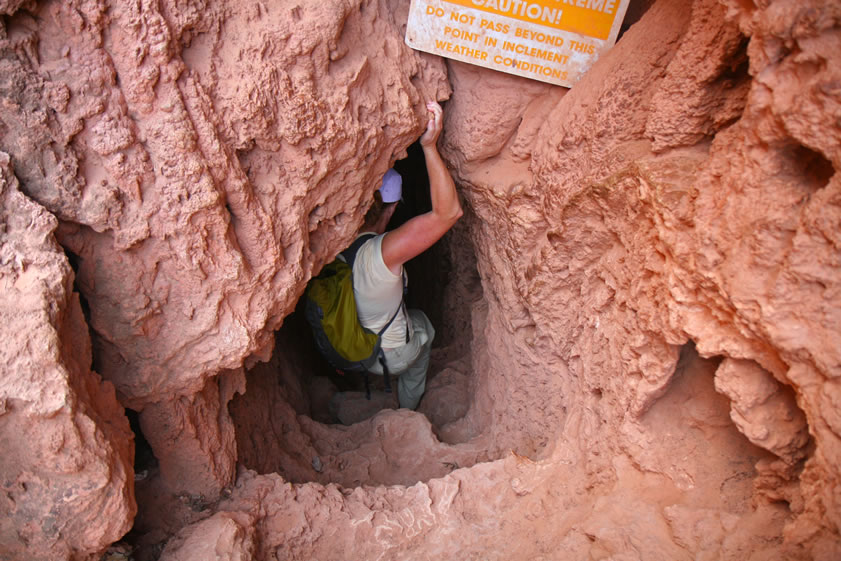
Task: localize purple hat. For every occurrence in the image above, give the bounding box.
[379,168,402,203]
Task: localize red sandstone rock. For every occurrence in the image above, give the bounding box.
[0,153,135,560]
[1,0,450,410]
[0,0,840,559]
[0,2,27,17]
[715,357,810,464]
[230,350,493,489]
[441,0,841,556]
[158,511,256,561]
[139,371,242,500]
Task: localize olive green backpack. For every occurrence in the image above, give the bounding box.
[305,234,401,396]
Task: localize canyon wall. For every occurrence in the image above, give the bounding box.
[1,0,839,560]
[0,153,134,559]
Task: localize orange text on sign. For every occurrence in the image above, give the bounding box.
[442,0,618,40]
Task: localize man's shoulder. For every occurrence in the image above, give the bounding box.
[345,232,379,264]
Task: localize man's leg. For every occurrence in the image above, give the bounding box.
[397,310,435,410]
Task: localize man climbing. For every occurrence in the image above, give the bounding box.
[350,100,462,410]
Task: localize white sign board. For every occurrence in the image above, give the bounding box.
[406,0,631,87]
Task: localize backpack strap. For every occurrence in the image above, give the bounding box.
[378,349,391,395]
[341,233,377,268]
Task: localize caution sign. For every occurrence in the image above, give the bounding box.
[405,0,631,87]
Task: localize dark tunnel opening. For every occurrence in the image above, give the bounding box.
[126,408,159,478]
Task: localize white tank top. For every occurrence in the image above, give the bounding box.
[350,233,409,348]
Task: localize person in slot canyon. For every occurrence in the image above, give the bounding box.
[345,100,463,411]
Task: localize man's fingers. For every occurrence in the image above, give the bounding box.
[420,101,444,145]
[426,101,442,130]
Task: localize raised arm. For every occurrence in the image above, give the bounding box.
[381,101,463,275]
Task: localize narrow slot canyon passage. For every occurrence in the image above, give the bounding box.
[226,142,491,489]
[1,1,840,561]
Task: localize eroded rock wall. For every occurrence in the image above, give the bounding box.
[1,0,840,560]
[160,0,841,558]
[207,0,839,558]
[441,0,840,555]
[0,153,135,559]
[1,0,448,411]
[1,0,449,558]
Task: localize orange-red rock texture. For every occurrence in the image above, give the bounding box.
[1,0,839,559]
